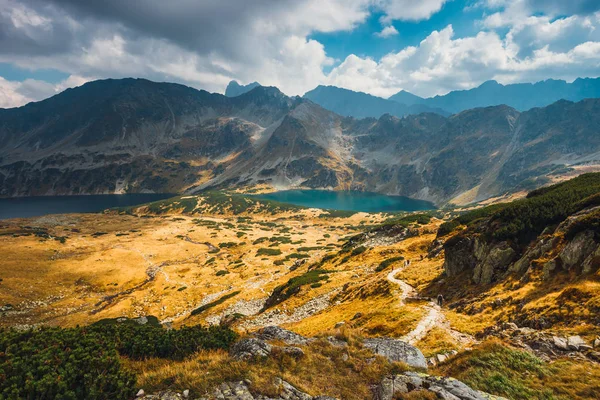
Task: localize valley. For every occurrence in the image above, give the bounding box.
[1,177,600,399]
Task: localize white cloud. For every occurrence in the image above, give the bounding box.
[0,74,91,108]
[326,23,600,97]
[375,25,399,38]
[375,0,450,22]
[0,77,31,108]
[0,0,599,107]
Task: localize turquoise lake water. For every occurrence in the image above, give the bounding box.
[253,190,435,212]
[0,194,174,220]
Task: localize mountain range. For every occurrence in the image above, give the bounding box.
[302,85,449,118]
[390,78,600,114]
[1,77,600,205]
[225,77,600,119]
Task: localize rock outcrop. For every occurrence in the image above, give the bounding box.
[376,372,507,400]
[362,337,427,369]
[255,326,311,345]
[141,379,337,400]
[444,202,600,286]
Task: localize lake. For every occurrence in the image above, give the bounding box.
[0,194,175,220]
[252,190,435,213]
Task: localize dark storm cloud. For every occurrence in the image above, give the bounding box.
[24,0,301,63]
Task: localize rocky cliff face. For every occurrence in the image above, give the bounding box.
[2,78,600,203]
[443,175,600,285]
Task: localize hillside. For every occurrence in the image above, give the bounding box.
[437,173,600,330]
[1,78,600,205]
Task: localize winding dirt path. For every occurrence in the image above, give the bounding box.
[387,268,474,347]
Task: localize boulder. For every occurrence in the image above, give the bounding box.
[209,379,337,400]
[230,338,272,360]
[376,372,508,400]
[362,337,427,369]
[567,336,588,351]
[334,321,345,329]
[594,338,600,348]
[255,326,310,345]
[137,389,145,397]
[552,336,569,351]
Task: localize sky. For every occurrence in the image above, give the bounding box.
[0,0,599,108]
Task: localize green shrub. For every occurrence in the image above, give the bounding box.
[437,220,460,237]
[444,173,600,246]
[0,327,136,400]
[257,248,282,256]
[351,246,367,256]
[0,323,238,399]
[190,291,241,316]
[262,270,332,310]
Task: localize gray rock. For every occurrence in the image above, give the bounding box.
[474,242,516,285]
[230,338,272,360]
[376,372,508,400]
[552,336,569,351]
[137,389,145,397]
[182,389,189,398]
[436,353,448,363]
[594,338,600,348]
[208,379,337,400]
[334,321,345,329]
[362,337,427,369]
[567,335,587,351]
[255,326,310,345]
[559,231,597,270]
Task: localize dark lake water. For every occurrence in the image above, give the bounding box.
[253,190,435,212]
[0,194,175,220]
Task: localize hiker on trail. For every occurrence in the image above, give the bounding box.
[437,294,444,307]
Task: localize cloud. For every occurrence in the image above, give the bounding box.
[0,0,374,98]
[375,0,450,22]
[0,0,599,107]
[0,74,90,108]
[326,23,600,97]
[375,25,399,38]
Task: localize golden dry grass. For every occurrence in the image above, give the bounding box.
[128,337,409,400]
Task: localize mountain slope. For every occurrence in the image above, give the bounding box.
[439,173,600,329]
[389,77,600,114]
[303,85,449,118]
[1,78,600,205]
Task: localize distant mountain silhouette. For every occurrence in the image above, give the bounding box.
[225,80,261,97]
[387,90,424,106]
[303,85,448,118]
[388,77,600,113]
